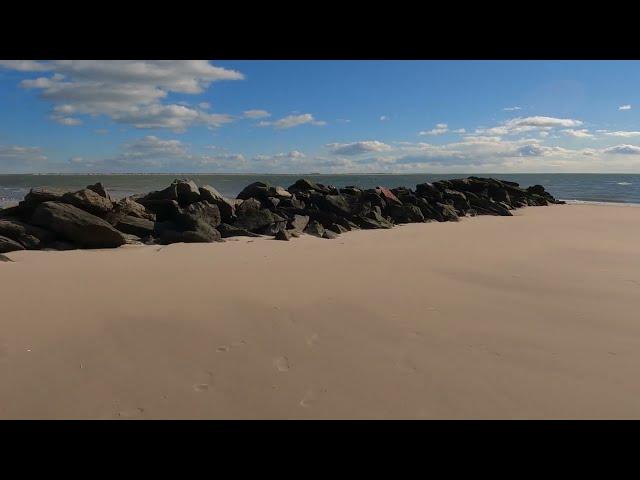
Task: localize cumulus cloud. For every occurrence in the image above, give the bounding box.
[379,115,389,121]
[619,104,632,110]
[603,144,640,155]
[476,116,583,136]
[1,60,244,131]
[243,109,271,119]
[419,123,449,136]
[327,141,392,156]
[561,128,593,138]
[503,106,521,111]
[258,113,326,129]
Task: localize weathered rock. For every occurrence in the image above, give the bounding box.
[376,186,402,206]
[319,194,351,216]
[122,233,143,245]
[442,189,470,213]
[175,201,221,229]
[198,185,224,203]
[31,202,127,248]
[62,188,113,216]
[275,229,291,241]
[468,196,512,216]
[387,204,425,224]
[86,182,110,199]
[112,197,155,221]
[327,223,349,234]
[144,183,179,202]
[0,253,13,261]
[0,218,55,249]
[198,185,236,223]
[304,220,325,237]
[0,235,25,253]
[322,230,339,239]
[288,178,331,194]
[160,222,221,244]
[237,181,273,200]
[113,215,155,237]
[175,179,201,204]
[415,183,444,201]
[217,223,262,238]
[24,187,66,204]
[288,214,310,233]
[274,186,292,198]
[135,198,181,221]
[234,198,277,232]
[45,240,77,251]
[435,203,459,222]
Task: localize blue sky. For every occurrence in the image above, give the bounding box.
[1,60,640,173]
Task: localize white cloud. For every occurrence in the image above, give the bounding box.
[258,113,326,129]
[619,104,632,110]
[503,106,521,111]
[327,141,392,156]
[2,60,243,131]
[561,128,593,138]
[380,115,389,121]
[0,60,52,72]
[419,123,449,136]
[453,128,466,133]
[603,131,640,137]
[243,109,271,119]
[52,115,83,126]
[198,102,210,110]
[0,144,47,171]
[506,116,583,128]
[603,144,640,155]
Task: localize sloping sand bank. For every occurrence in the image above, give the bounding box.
[1,204,639,419]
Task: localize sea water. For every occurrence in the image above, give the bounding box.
[1,173,639,207]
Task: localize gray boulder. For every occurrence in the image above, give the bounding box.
[235,198,277,232]
[0,235,25,253]
[62,188,114,216]
[0,218,55,249]
[113,215,155,237]
[304,220,325,237]
[31,202,127,248]
[218,223,262,238]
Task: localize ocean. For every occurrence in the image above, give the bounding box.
[1,173,639,207]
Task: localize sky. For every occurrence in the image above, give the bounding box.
[1,60,640,174]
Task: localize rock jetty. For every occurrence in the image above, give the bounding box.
[0,177,564,252]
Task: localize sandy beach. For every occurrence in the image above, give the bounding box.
[1,203,639,419]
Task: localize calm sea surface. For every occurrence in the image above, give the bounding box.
[1,173,639,207]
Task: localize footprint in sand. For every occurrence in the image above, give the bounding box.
[116,407,145,418]
[274,356,290,372]
[194,383,211,392]
[306,333,319,347]
[216,346,229,352]
[299,388,327,408]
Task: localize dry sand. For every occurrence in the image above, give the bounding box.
[1,203,639,419]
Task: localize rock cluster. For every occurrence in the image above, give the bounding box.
[0,177,563,252]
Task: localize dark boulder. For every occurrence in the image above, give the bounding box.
[0,218,55,249]
[44,240,77,251]
[275,229,291,241]
[86,182,111,199]
[319,194,351,216]
[175,201,221,229]
[415,183,444,201]
[218,223,262,238]
[237,181,272,200]
[62,188,114,216]
[435,203,459,222]
[198,185,236,223]
[144,183,179,202]
[327,223,349,234]
[304,220,325,237]
[387,204,425,224]
[24,187,66,204]
[175,179,201,204]
[0,253,13,262]
[113,215,155,238]
[235,198,277,232]
[160,222,221,244]
[288,178,331,194]
[442,189,470,213]
[323,230,339,239]
[31,202,127,248]
[0,235,25,253]
[112,197,156,221]
[288,214,310,233]
[135,198,181,221]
